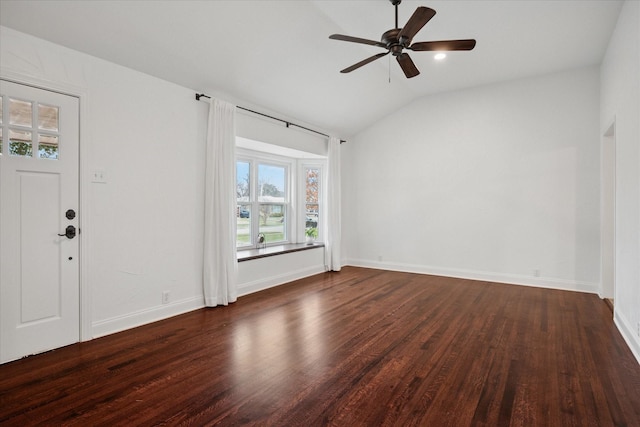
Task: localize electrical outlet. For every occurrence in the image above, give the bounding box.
[162,291,170,304]
[378,255,383,262]
[533,269,540,278]
[637,321,640,337]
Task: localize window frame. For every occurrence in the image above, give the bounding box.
[237,148,294,250]
[298,161,324,244]
[236,147,326,251]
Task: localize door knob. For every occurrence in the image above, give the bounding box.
[58,225,76,239]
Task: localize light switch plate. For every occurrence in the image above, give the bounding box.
[92,170,107,183]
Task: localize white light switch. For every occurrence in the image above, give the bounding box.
[92,170,107,183]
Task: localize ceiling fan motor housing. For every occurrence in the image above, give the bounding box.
[382,29,406,56]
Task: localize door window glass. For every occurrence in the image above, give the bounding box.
[3,97,61,160]
[9,129,32,157]
[38,104,59,132]
[38,134,59,159]
[9,98,32,127]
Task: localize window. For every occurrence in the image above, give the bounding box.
[257,163,287,243]
[236,145,325,249]
[1,97,60,159]
[236,160,251,246]
[304,166,321,242]
[236,152,291,248]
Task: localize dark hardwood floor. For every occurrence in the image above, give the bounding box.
[1,267,639,426]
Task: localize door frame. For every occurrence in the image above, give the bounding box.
[1,68,92,342]
[601,117,616,305]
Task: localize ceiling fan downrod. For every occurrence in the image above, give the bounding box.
[391,0,401,29]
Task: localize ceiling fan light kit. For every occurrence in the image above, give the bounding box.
[329,0,476,78]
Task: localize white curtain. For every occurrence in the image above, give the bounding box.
[325,136,342,271]
[203,98,238,307]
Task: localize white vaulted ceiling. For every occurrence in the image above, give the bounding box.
[0,1,624,137]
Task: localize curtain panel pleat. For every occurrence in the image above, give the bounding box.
[325,136,342,271]
[203,98,238,306]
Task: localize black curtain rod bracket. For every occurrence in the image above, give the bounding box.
[195,92,345,143]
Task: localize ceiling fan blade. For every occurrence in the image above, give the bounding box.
[329,34,387,48]
[396,53,420,78]
[397,7,436,43]
[340,52,390,73]
[409,39,477,51]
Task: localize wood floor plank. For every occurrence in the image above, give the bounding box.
[1,267,639,426]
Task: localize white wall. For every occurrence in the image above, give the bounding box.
[236,112,327,157]
[343,66,601,293]
[1,26,207,337]
[600,0,640,362]
[238,247,325,296]
[0,26,327,339]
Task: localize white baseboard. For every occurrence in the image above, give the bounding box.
[344,259,640,365]
[343,258,599,294]
[238,265,326,297]
[91,264,326,339]
[92,296,204,339]
[614,310,640,365]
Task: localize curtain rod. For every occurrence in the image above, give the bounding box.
[195,93,345,143]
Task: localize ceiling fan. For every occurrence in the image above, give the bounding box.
[329,0,476,78]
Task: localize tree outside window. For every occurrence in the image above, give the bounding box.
[305,167,320,241]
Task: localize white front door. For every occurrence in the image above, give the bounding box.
[0,80,80,364]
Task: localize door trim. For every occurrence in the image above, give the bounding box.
[600,117,616,304]
[1,68,92,342]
